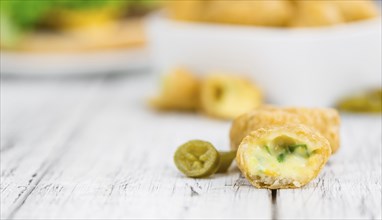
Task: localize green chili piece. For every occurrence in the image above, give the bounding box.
[174,140,220,178]
[337,89,382,113]
[174,140,237,177]
[265,145,271,154]
[290,144,310,158]
[287,144,307,153]
[277,153,285,163]
[217,151,237,173]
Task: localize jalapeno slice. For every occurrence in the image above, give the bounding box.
[337,89,382,113]
[264,142,310,163]
[174,140,221,178]
[217,151,237,173]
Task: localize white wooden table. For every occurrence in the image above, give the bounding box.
[1,73,381,219]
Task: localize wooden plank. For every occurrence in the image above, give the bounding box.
[2,77,381,219]
[276,115,381,219]
[9,79,271,219]
[1,81,103,219]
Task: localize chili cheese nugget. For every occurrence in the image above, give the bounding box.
[203,0,294,26]
[200,74,262,120]
[149,68,199,111]
[230,107,340,153]
[166,1,205,22]
[263,106,341,153]
[236,124,331,189]
[290,1,344,27]
[167,0,293,27]
[333,0,379,22]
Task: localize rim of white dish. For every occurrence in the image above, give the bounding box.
[147,12,382,39]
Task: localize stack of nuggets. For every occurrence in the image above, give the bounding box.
[167,0,378,27]
[230,106,340,189]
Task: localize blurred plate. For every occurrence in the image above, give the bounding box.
[0,48,149,76]
[0,18,149,76]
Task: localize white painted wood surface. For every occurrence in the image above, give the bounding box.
[1,74,381,219]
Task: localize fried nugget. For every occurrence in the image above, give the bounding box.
[333,0,379,22]
[230,106,340,153]
[203,0,294,26]
[200,74,262,120]
[166,1,205,22]
[236,124,331,189]
[289,1,345,27]
[167,0,294,27]
[149,68,200,111]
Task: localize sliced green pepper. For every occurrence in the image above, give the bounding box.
[337,89,382,113]
[217,151,237,173]
[174,140,236,178]
[290,144,310,158]
[277,153,285,163]
[265,145,271,154]
[270,143,310,163]
[174,140,220,178]
[287,144,307,153]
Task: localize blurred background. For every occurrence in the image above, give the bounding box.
[1,2,381,219]
[1,0,381,112]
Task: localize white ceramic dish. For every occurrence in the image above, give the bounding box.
[146,14,381,107]
[0,48,149,76]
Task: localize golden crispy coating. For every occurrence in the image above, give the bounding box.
[167,0,294,27]
[333,0,379,22]
[230,106,340,153]
[231,108,299,150]
[166,1,205,22]
[149,68,200,111]
[263,106,341,153]
[200,74,262,120]
[167,0,379,27]
[289,1,344,27]
[202,0,294,26]
[236,124,331,189]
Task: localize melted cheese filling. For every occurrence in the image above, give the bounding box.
[244,134,321,184]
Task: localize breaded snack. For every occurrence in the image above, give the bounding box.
[149,68,199,111]
[166,1,205,22]
[200,74,262,120]
[230,106,340,153]
[290,1,344,27]
[202,0,294,26]
[167,0,294,27]
[236,124,331,189]
[167,0,379,27]
[333,0,379,22]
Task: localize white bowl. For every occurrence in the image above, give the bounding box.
[146,14,381,107]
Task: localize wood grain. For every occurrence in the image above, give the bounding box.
[276,115,381,219]
[1,76,381,219]
[1,80,103,218]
